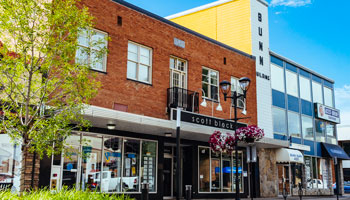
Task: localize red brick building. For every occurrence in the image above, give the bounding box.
[40,0,262,199]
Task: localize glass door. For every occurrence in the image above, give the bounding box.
[278,164,290,195]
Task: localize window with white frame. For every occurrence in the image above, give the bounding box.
[324,86,334,107]
[271,63,285,92]
[127,42,152,83]
[286,70,298,97]
[202,67,219,101]
[76,29,108,72]
[169,57,187,88]
[231,77,244,108]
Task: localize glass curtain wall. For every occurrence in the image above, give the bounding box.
[198,147,244,193]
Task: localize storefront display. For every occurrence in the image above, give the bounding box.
[198,147,243,193]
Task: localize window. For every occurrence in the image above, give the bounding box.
[312,81,323,104]
[315,119,326,142]
[141,141,157,192]
[198,147,244,193]
[286,70,298,97]
[273,107,287,135]
[123,139,140,192]
[103,137,122,192]
[302,116,314,141]
[271,63,285,92]
[202,67,219,101]
[231,77,244,108]
[324,87,334,107]
[288,111,300,137]
[170,57,187,88]
[76,29,108,72]
[299,76,311,101]
[127,42,152,83]
[326,123,336,144]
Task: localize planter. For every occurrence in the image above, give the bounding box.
[245,137,255,143]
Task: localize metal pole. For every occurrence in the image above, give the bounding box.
[176,108,182,200]
[335,157,339,200]
[234,91,240,200]
[250,146,253,200]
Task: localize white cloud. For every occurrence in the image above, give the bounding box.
[275,11,283,15]
[335,85,350,141]
[270,0,312,7]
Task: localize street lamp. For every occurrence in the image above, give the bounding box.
[219,77,251,200]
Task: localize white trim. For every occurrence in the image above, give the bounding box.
[165,0,233,20]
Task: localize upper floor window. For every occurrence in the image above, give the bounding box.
[271,63,285,93]
[202,67,219,101]
[286,70,298,97]
[76,29,108,72]
[324,86,334,107]
[169,57,187,88]
[231,77,244,108]
[302,115,313,141]
[127,42,152,83]
[288,111,300,138]
[299,76,311,101]
[272,107,287,135]
[312,81,323,104]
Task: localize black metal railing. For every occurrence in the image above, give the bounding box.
[167,87,199,113]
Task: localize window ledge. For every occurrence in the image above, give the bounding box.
[127,78,152,86]
[90,68,107,74]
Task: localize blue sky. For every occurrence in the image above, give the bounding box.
[124,0,350,133]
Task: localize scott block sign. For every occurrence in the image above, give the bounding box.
[315,103,340,124]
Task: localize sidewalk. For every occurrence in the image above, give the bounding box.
[192,195,350,200]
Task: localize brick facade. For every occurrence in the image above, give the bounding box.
[80,0,257,126]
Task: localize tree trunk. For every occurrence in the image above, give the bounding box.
[20,145,40,191]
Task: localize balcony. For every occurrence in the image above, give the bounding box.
[167,87,199,113]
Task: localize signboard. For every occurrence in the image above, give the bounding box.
[314,103,340,124]
[171,109,246,131]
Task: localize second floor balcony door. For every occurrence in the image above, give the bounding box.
[170,57,187,89]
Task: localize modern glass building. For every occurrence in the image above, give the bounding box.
[270,51,346,195]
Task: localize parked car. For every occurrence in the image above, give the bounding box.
[92,171,139,192]
[333,181,350,193]
[307,179,325,189]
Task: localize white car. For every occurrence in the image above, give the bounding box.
[93,171,138,192]
[307,179,326,189]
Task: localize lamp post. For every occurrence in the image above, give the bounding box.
[219,77,251,200]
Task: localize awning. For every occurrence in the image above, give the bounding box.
[321,143,350,160]
[276,148,304,164]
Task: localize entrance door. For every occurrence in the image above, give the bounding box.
[278,165,290,195]
[163,152,173,198]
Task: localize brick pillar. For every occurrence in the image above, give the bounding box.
[20,146,40,191]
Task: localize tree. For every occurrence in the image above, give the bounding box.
[0,0,107,191]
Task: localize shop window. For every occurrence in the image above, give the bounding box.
[343,142,350,155]
[222,153,232,192]
[273,107,287,135]
[326,123,336,144]
[315,120,326,142]
[211,152,221,192]
[288,111,300,138]
[202,67,219,101]
[299,76,311,101]
[306,156,332,190]
[291,163,302,190]
[103,137,122,192]
[286,70,298,97]
[123,139,140,192]
[305,156,312,188]
[302,116,314,141]
[324,87,334,107]
[199,147,210,192]
[198,147,243,193]
[141,141,157,192]
[127,42,152,83]
[312,81,323,104]
[271,63,285,93]
[81,135,102,191]
[76,29,108,72]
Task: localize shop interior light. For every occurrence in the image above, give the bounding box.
[107,123,116,130]
[164,132,172,137]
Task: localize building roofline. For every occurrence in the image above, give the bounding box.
[165,0,233,20]
[111,0,255,60]
[269,51,334,83]
[165,0,269,20]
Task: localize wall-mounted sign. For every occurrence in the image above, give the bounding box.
[314,103,340,124]
[171,109,246,131]
[174,38,185,48]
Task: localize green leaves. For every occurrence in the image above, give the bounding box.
[0,0,104,159]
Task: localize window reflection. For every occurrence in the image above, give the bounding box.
[123,139,140,192]
[211,152,221,192]
[141,141,157,192]
[199,148,210,192]
[103,137,122,192]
